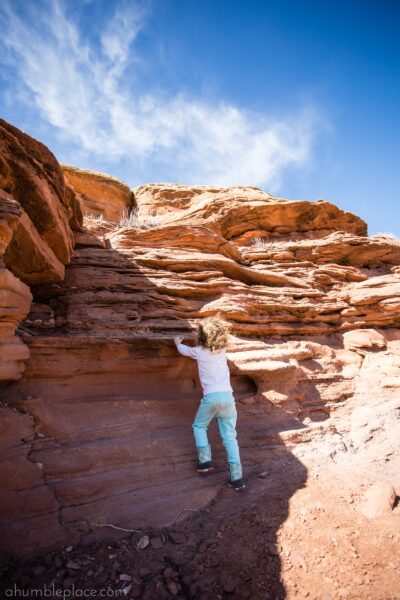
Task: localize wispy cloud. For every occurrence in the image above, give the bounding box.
[0,0,321,189]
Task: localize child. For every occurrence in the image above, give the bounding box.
[174,316,245,491]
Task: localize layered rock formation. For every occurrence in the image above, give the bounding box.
[0,119,77,280]
[0,121,85,558]
[1,122,399,559]
[62,164,134,222]
[0,120,85,380]
[0,191,31,380]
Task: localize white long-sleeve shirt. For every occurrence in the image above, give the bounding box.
[176,343,233,396]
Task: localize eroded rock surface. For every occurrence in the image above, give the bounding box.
[0,122,83,556]
[0,148,399,563]
[0,119,74,271]
[63,164,134,222]
[0,192,32,381]
[135,183,367,240]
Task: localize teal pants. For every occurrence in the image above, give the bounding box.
[192,391,243,480]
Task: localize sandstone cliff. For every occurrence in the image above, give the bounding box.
[0,120,399,566]
[62,164,134,222]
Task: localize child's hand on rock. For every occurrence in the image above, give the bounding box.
[174,336,184,345]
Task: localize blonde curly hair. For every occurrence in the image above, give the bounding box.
[197,316,230,353]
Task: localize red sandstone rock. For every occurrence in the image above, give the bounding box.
[343,328,386,351]
[1,135,400,559]
[0,122,84,382]
[0,406,74,555]
[360,480,397,518]
[5,208,66,283]
[0,190,21,254]
[0,119,73,265]
[73,231,106,249]
[62,164,134,222]
[0,193,32,381]
[134,184,367,240]
[64,182,84,232]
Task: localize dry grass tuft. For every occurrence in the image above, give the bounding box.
[117,209,162,230]
[84,213,107,225]
[251,237,275,251]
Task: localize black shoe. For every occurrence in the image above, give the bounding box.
[228,477,246,491]
[197,461,214,473]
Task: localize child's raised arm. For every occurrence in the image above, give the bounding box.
[173,336,200,359]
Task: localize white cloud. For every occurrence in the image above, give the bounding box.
[0,0,321,189]
[100,1,146,67]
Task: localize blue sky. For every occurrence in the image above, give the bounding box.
[0,0,399,236]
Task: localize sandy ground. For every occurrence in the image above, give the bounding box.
[1,441,399,600]
[2,379,399,599]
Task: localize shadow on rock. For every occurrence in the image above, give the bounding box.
[0,235,308,599]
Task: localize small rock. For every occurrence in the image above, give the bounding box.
[267,543,279,556]
[83,553,95,561]
[223,579,238,593]
[257,471,269,479]
[166,579,180,596]
[360,481,397,518]
[65,546,73,552]
[151,537,164,549]
[137,535,150,550]
[119,574,132,581]
[66,560,80,570]
[169,531,186,544]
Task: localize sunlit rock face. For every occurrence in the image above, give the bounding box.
[62,164,134,222]
[0,118,84,377]
[0,119,76,276]
[1,122,399,558]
